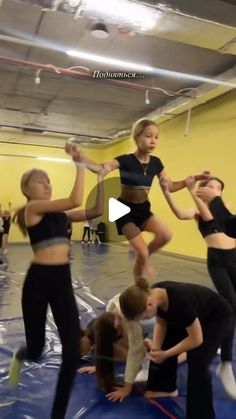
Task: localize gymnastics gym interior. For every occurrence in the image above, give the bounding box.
[0,1,236,418]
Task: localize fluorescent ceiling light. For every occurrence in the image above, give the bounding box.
[67,49,236,87]
[80,0,160,32]
[154,68,236,88]
[67,50,153,72]
[37,157,71,163]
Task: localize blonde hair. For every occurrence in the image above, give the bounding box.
[132,119,158,143]
[20,169,48,198]
[13,169,48,236]
[119,278,150,320]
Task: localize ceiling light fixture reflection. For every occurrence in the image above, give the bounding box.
[80,0,160,32]
[66,49,236,87]
[67,50,153,72]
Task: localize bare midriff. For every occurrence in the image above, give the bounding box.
[205,233,236,249]
[32,243,69,265]
[120,185,150,204]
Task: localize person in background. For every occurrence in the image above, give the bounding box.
[2,202,12,254]
[81,220,91,244]
[90,218,101,244]
[0,205,4,249]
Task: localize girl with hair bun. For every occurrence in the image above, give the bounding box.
[118,279,234,419]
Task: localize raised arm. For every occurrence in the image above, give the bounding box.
[159,170,210,193]
[26,143,85,217]
[82,155,120,174]
[160,176,197,220]
[185,177,214,221]
[196,188,233,220]
[66,171,105,222]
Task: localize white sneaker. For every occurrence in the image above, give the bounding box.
[216,362,236,399]
[216,348,221,355]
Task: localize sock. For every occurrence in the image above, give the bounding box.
[216,362,236,399]
[8,353,23,386]
[135,368,149,383]
[135,356,150,382]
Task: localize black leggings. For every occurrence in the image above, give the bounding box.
[147,308,233,419]
[82,227,90,241]
[20,263,80,419]
[207,247,236,361]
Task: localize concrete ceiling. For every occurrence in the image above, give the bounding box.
[0,0,235,147]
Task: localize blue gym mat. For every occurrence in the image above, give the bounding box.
[0,244,235,418]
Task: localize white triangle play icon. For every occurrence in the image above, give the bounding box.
[108,198,131,222]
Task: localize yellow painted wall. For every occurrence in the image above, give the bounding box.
[1,89,236,259]
[0,138,107,242]
[105,90,236,258]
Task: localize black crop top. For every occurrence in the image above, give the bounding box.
[209,197,233,226]
[197,217,224,238]
[115,154,164,189]
[27,212,69,251]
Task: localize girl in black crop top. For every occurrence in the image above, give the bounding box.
[10,143,107,419]
[196,185,236,238]
[160,175,236,399]
[119,278,234,419]
[81,118,209,281]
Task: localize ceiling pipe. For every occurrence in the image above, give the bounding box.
[0,34,52,50]
[112,64,236,141]
[0,54,194,95]
[0,34,235,88]
[0,55,235,143]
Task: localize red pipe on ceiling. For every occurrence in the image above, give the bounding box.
[0,55,168,94]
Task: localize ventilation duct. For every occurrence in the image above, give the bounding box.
[13,0,236,54]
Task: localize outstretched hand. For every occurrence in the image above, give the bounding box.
[65,142,85,163]
[98,163,111,178]
[77,366,96,375]
[185,175,196,190]
[106,386,132,402]
[195,171,211,181]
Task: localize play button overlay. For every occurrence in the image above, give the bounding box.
[108,198,130,222]
[85,176,148,243]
